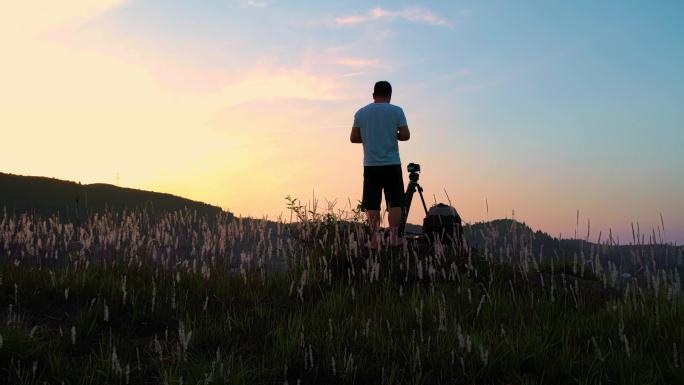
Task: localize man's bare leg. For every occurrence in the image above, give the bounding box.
[388,206,403,246]
[366,210,381,250]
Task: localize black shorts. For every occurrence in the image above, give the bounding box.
[362,165,405,211]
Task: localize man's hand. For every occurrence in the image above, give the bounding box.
[397,125,410,141]
[350,127,362,143]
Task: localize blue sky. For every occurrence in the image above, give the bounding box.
[2,0,682,242]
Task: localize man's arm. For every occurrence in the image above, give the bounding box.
[397,125,410,141]
[350,127,362,143]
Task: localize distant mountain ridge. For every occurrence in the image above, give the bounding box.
[0,172,226,221]
[466,217,679,249]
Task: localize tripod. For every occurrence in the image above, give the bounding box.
[398,163,429,238]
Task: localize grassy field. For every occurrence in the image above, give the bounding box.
[1,206,683,384]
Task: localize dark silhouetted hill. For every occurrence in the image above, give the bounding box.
[0,172,227,221]
[464,218,580,256]
[463,219,682,271]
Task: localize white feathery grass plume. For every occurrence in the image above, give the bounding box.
[591,337,604,362]
[308,343,314,370]
[121,275,127,306]
[438,294,447,332]
[328,317,333,341]
[303,344,309,371]
[475,294,486,318]
[111,346,121,373]
[344,351,354,374]
[479,345,489,366]
[622,333,631,357]
[456,323,464,349]
[151,281,156,313]
[178,320,192,361]
[297,269,307,303]
[154,335,163,362]
[674,343,680,368]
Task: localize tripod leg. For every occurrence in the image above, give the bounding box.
[399,183,416,237]
[417,185,429,216]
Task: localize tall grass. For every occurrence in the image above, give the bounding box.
[0,202,682,384]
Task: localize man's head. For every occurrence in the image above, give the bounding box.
[373,81,392,102]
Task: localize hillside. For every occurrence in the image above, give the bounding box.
[0,172,227,221]
[464,219,582,256]
[405,218,683,276]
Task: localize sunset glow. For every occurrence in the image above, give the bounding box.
[1,1,682,242]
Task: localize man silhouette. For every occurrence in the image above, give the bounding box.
[350,81,411,250]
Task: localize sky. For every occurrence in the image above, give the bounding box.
[1,0,683,244]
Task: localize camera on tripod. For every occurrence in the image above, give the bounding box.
[399,163,463,246]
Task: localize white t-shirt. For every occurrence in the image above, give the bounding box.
[353,102,407,166]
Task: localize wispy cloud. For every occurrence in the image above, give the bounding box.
[332,57,395,73]
[335,58,381,68]
[335,6,449,27]
[336,71,367,79]
[240,0,268,9]
[214,67,346,106]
